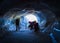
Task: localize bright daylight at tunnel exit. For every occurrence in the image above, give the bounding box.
[25,14,38,22]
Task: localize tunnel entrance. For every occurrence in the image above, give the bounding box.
[20,14,39,31]
[3,10,47,31]
[4,12,47,31]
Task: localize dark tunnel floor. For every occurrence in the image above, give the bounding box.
[0,29,60,43]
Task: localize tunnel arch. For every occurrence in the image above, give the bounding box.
[3,8,58,32]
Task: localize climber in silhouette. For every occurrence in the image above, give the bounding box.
[15,18,20,31]
[28,21,40,32]
[33,21,40,32]
[28,21,34,30]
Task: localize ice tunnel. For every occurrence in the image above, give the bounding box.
[3,9,47,31]
[2,8,60,32]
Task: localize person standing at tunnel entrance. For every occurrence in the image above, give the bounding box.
[28,21,34,30]
[15,18,20,31]
[33,21,40,32]
[28,21,40,32]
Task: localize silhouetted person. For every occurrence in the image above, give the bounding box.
[28,21,34,30]
[33,21,39,32]
[15,18,20,31]
[28,21,40,32]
